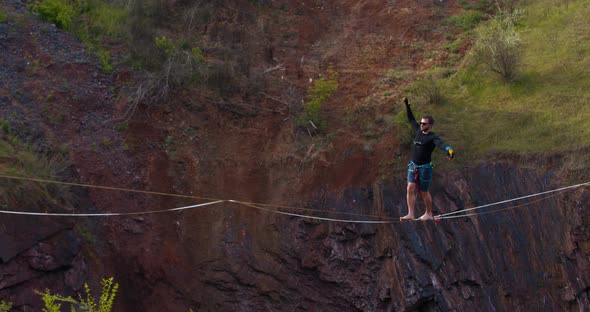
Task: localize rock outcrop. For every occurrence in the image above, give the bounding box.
[156,164,589,311]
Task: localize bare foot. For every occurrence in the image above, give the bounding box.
[400,214,415,221]
[418,213,433,221]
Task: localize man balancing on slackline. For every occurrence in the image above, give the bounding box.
[400,97,454,221]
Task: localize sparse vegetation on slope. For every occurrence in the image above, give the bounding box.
[31,0,127,72]
[0,5,8,23]
[0,124,73,209]
[297,67,339,133]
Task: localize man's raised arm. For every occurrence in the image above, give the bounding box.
[404,97,419,131]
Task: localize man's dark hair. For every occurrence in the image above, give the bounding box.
[422,115,435,125]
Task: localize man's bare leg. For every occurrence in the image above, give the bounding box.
[418,191,433,221]
[401,183,417,221]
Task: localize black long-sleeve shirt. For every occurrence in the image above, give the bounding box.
[406,103,450,165]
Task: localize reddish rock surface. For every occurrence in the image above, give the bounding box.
[1,1,589,311]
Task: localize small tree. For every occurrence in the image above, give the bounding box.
[473,12,523,82]
[36,277,119,312]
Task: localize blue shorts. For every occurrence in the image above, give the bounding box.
[407,162,433,192]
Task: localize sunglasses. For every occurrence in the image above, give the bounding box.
[420,122,430,125]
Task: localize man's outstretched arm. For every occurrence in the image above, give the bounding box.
[433,135,454,159]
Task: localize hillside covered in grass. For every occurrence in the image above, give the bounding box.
[403,0,589,163]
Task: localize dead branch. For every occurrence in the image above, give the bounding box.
[259,92,290,107]
[263,63,285,74]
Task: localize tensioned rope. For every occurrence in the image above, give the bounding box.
[433,192,564,220]
[0,174,221,201]
[433,182,590,221]
[232,199,395,220]
[0,174,588,222]
[236,190,573,223]
[0,201,224,217]
[231,200,398,224]
[0,174,393,220]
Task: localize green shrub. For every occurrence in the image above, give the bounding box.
[36,277,119,312]
[0,300,12,312]
[102,137,111,147]
[128,38,208,112]
[1,119,10,134]
[155,36,175,57]
[31,0,75,30]
[179,40,191,50]
[30,0,126,73]
[114,123,128,132]
[0,7,7,23]
[96,48,112,73]
[80,2,126,73]
[87,4,127,39]
[447,11,486,30]
[297,67,338,132]
[191,47,205,63]
[126,0,162,69]
[37,290,76,312]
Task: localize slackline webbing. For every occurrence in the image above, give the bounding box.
[0,174,588,223]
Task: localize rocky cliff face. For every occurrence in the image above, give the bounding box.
[1,0,589,311]
[2,161,589,311]
[165,164,589,312]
